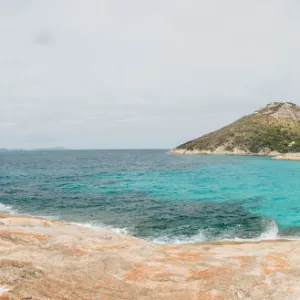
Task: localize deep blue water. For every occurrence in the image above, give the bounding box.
[1,149,300,243]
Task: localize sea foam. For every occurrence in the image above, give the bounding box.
[0,202,16,214]
[151,220,281,244]
[70,221,131,235]
[152,230,207,244]
[258,220,279,240]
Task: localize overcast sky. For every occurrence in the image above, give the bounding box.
[1,0,300,149]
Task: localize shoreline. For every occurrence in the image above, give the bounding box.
[273,154,300,161]
[169,148,277,156]
[2,208,300,245]
[1,214,300,299]
[2,210,299,245]
[0,212,284,244]
[169,148,300,161]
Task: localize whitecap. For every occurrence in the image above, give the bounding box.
[258,219,279,240]
[152,229,207,244]
[151,220,284,244]
[0,202,16,214]
[70,221,131,235]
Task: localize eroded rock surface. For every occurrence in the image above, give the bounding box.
[1,214,300,300]
[273,153,300,161]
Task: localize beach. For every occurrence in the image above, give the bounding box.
[1,214,300,300]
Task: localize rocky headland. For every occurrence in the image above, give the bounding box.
[171,102,300,160]
[1,214,300,300]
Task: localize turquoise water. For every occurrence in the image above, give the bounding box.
[1,150,300,243]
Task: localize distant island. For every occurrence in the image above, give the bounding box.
[171,102,300,160]
[0,147,67,152]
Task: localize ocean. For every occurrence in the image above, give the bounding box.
[1,149,300,243]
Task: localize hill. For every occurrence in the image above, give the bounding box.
[171,102,300,155]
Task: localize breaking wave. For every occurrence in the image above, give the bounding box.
[152,230,207,244]
[257,220,279,240]
[150,220,282,244]
[70,221,131,236]
[0,202,298,245]
[0,202,17,214]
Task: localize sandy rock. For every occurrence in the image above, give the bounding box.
[273,153,300,161]
[269,151,282,157]
[0,217,56,227]
[1,215,300,299]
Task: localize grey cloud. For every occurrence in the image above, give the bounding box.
[1,0,300,148]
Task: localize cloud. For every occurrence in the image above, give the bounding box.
[0,0,300,148]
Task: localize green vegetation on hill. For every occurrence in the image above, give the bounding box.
[176,102,300,154]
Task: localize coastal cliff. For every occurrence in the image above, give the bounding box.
[1,214,300,300]
[171,102,300,156]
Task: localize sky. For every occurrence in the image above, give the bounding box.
[1,0,300,149]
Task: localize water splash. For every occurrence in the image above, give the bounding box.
[70,221,131,235]
[0,202,16,214]
[152,230,207,244]
[258,220,279,240]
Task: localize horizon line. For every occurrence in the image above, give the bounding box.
[0,148,170,151]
